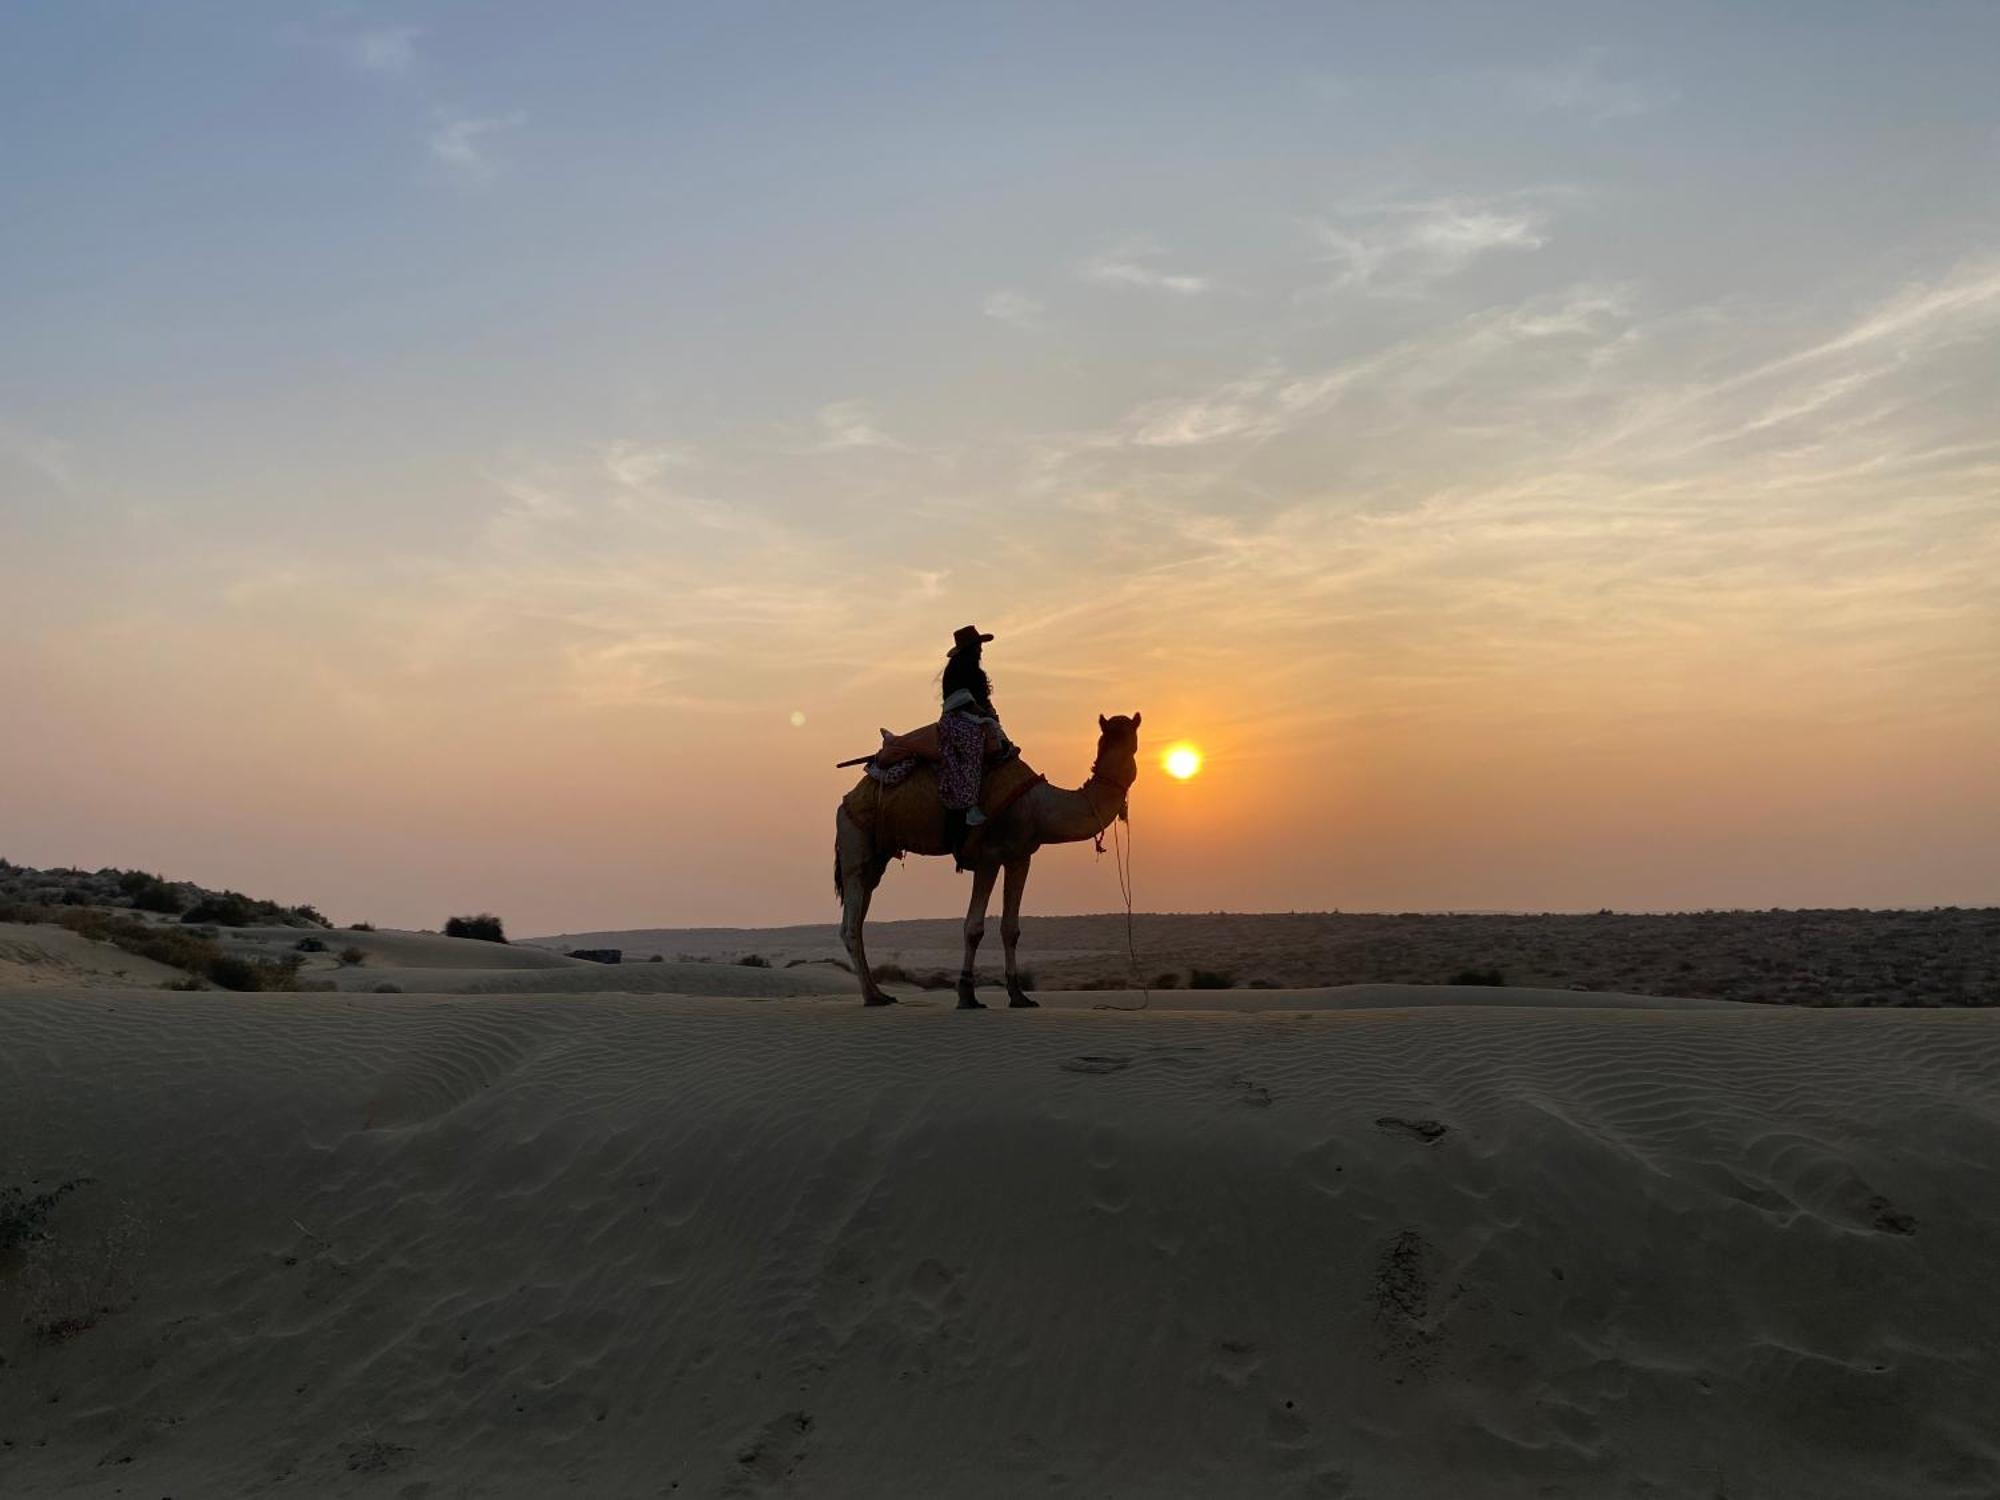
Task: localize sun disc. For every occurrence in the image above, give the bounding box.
[1163,745,1202,780]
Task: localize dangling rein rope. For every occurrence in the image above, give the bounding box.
[1086,777,1150,1013]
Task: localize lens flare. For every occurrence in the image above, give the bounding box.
[1163,744,1202,780]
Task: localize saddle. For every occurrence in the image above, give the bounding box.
[841,750,1044,860]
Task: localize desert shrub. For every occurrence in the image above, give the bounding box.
[372,983,402,994]
[444,913,508,944]
[20,1196,148,1344]
[120,872,184,914]
[347,921,376,932]
[1152,971,1181,989]
[870,962,911,984]
[1450,967,1506,987]
[181,892,256,927]
[648,954,664,963]
[295,936,328,953]
[1,1178,85,1256]
[290,904,331,928]
[337,946,367,967]
[205,953,302,992]
[1188,968,1236,990]
[737,953,771,968]
[159,976,206,991]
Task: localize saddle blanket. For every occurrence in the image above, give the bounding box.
[841,753,1044,858]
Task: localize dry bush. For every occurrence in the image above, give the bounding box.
[19,1202,149,1344]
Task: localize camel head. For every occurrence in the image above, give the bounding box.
[1093,712,1142,791]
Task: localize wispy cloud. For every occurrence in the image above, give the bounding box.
[983,289,1046,329]
[1311,197,1550,297]
[429,110,525,182]
[1487,47,1671,122]
[347,26,420,75]
[811,400,908,452]
[0,420,77,492]
[603,440,696,487]
[1080,241,1210,296]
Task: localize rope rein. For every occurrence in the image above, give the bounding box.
[1092,779,1150,1013]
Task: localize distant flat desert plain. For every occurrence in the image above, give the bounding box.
[535,907,2000,1008]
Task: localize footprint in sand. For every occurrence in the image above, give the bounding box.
[1229,1075,1274,1108]
[1370,1229,1441,1376]
[1866,1195,1918,1236]
[729,1410,814,1492]
[1211,1338,1262,1390]
[1061,1054,1132,1075]
[1374,1115,1448,1144]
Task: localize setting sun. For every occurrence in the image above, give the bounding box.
[1163,744,1203,780]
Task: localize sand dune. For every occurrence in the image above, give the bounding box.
[5,984,1998,1497]
[0,921,187,990]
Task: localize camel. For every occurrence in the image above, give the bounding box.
[834,713,1141,1008]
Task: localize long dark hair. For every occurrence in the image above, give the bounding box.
[941,650,993,711]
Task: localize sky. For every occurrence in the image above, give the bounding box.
[3,2,1997,933]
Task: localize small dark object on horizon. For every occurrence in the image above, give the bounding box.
[737,953,771,967]
[1188,968,1236,990]
[569,948,623,965]
[1450,967,1506,987]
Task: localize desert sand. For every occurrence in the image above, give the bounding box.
[5,922,2000,1498]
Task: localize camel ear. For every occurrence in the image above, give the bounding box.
[1131,711,1142,729]
[1098,714,1108,731]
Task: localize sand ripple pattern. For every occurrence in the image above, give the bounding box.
[4,990,2000,1497]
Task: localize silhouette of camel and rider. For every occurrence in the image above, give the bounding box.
[834,626,1141,1008]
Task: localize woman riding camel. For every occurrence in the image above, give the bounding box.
[866,624,1015,869]
[936,625,1010,866]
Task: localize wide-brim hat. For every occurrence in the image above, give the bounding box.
[950,625,994,655]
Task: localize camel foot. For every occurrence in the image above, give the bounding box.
[863,994,897,1007]
[1007,990,1039,1009]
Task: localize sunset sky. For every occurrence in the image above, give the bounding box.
[5,4,1997,933]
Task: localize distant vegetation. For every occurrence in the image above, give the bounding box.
[1188,968,1236,990]
[443,914,508,944]
[737,953,771,967]
[0,858,329,930]
[1450,967,1507,987]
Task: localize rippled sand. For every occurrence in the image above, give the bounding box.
[5,974,1999,1497]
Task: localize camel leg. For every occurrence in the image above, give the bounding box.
[1002,857,1037,1008]
[836,812,892,1006]
[957,863,997,1010]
